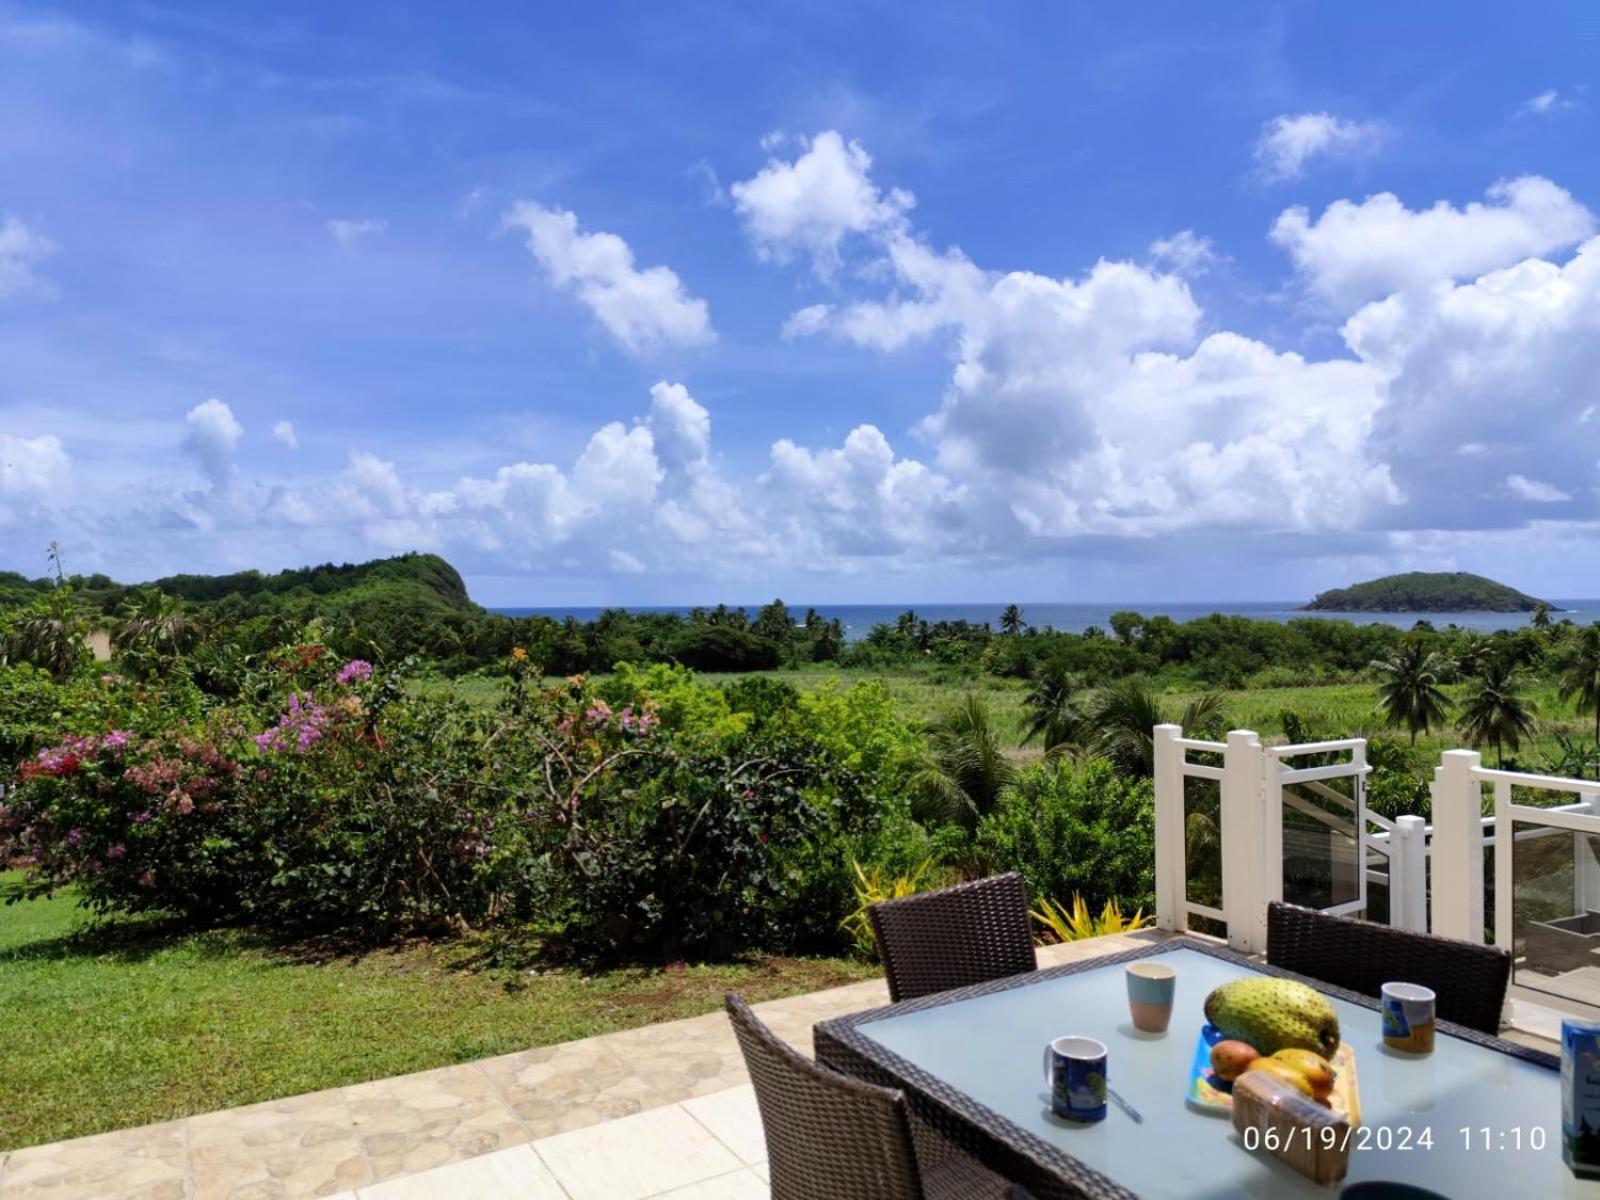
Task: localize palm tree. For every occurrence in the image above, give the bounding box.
[1557,624,1600,744]
[1457,660,1538,766]
[113,587,199,657]
[1371,642,1452,744]
[3,612,83,679]
[1019,663,1085,753]
[1455,631,1495,679]
[999,604,1025,636]
[909,695,1017,833]
[1087,679,1226,776]
[1532,602,1553,631]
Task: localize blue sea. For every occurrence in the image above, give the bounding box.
[492,600,1600,642]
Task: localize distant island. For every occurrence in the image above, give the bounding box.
[1302,571,1550,613]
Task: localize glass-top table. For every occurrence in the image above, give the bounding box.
[815,938,1580,1199]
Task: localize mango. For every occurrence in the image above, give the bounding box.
[1203,977,1341,1058]
[1209,1039,1260,1083]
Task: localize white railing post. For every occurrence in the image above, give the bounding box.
[1221,730,1266,954]
[1429,749,1484,941]
[1390,815,1428,932]
[1153,724,1185,932]
[1577,792,1600,915]
[1257,745,1283,952]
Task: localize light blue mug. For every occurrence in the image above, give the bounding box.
[1043,1035,1108,1122]
[1126,961,1176,1033]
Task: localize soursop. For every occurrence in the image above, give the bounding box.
[1203,977,1340,1057]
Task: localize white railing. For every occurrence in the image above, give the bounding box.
[1155,729,1600,977]
[1429,749,1600,950]
[1154,725,1371,954]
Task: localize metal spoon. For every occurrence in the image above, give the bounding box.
[1106,1085,1143,1123]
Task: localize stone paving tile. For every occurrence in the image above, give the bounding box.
[0,1122,187,1200]
[681,1085,764,1166]
[647,1166,767,1199]
[344,1063,530,1184]
[532,1104,740,1200]
[356,1145,565,1200]
[0,930,1179,1200]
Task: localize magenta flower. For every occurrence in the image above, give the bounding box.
[107,843,127,860]
[134,810,152,824]
[336,659,373,685]
[102,730,130,749]
[67,827,83,845]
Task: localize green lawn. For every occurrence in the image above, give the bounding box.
[428,667,1593,769]
[0,879,874,1153]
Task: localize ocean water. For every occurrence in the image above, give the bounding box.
[492,600,1600,642]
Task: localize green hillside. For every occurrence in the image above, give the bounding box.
[0,553,490,661]
[1303,571,1549,613]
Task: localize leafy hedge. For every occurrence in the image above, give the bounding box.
[976,758,1156,912]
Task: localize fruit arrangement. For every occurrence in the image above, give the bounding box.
[1197,978,1349,1112]
[1209,1041,1337,1105]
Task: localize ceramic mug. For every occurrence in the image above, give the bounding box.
[1126,962,1176,1033]
[1381,981,1436,1054]
[1043,1035,1108,1121]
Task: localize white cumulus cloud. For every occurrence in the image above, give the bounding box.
[503,202,714,354]
[730,131,914,275]
[0,216,56,299]
[1506,474,1572,503]
[1149,230,1219,276]
[271,420,298,448]
[1518,89,1578,117]
[0,433,69,496]
[1272,176,1596,311]
[1254,112,1386,182]
[180,398,244,492]
[326,218,386,249]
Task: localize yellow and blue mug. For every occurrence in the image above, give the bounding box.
[1043,1035,1108,1122]
[1381,981,1436,1054]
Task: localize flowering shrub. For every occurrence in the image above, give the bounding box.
[3,725,249,916]
[0,647,936,955]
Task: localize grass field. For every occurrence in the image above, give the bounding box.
[0,878,874,1152]
[425,668,1595,771]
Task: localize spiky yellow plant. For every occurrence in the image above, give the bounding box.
[1031,893,1150,944]
[841,858,934,959]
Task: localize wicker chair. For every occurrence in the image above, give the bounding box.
[725,993,1026,1200]
[870,872,1038,1002]
[1266,901,1512,1034]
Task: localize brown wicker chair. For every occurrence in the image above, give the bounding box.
[725,993,1026,1200]
[1266,901,1512,1034]
[870,872,1038,1002]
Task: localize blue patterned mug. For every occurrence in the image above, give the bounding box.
[1043,1035,1108,1122]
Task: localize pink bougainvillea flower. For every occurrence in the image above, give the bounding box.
[336,659,373,685]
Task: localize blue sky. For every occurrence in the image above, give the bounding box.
[2,2,1599,605]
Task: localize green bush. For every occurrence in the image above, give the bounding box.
[976,758,1156,911]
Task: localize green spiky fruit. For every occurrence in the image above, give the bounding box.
[1203,977,1340,1058]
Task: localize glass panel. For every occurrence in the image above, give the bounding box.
[1181,773,1223,937]
[1280,776,1360,911]
[1512,819,1600,1008]
[1364,836,1392,925]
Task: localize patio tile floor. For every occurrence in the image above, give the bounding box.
[1,929,1312,1200]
